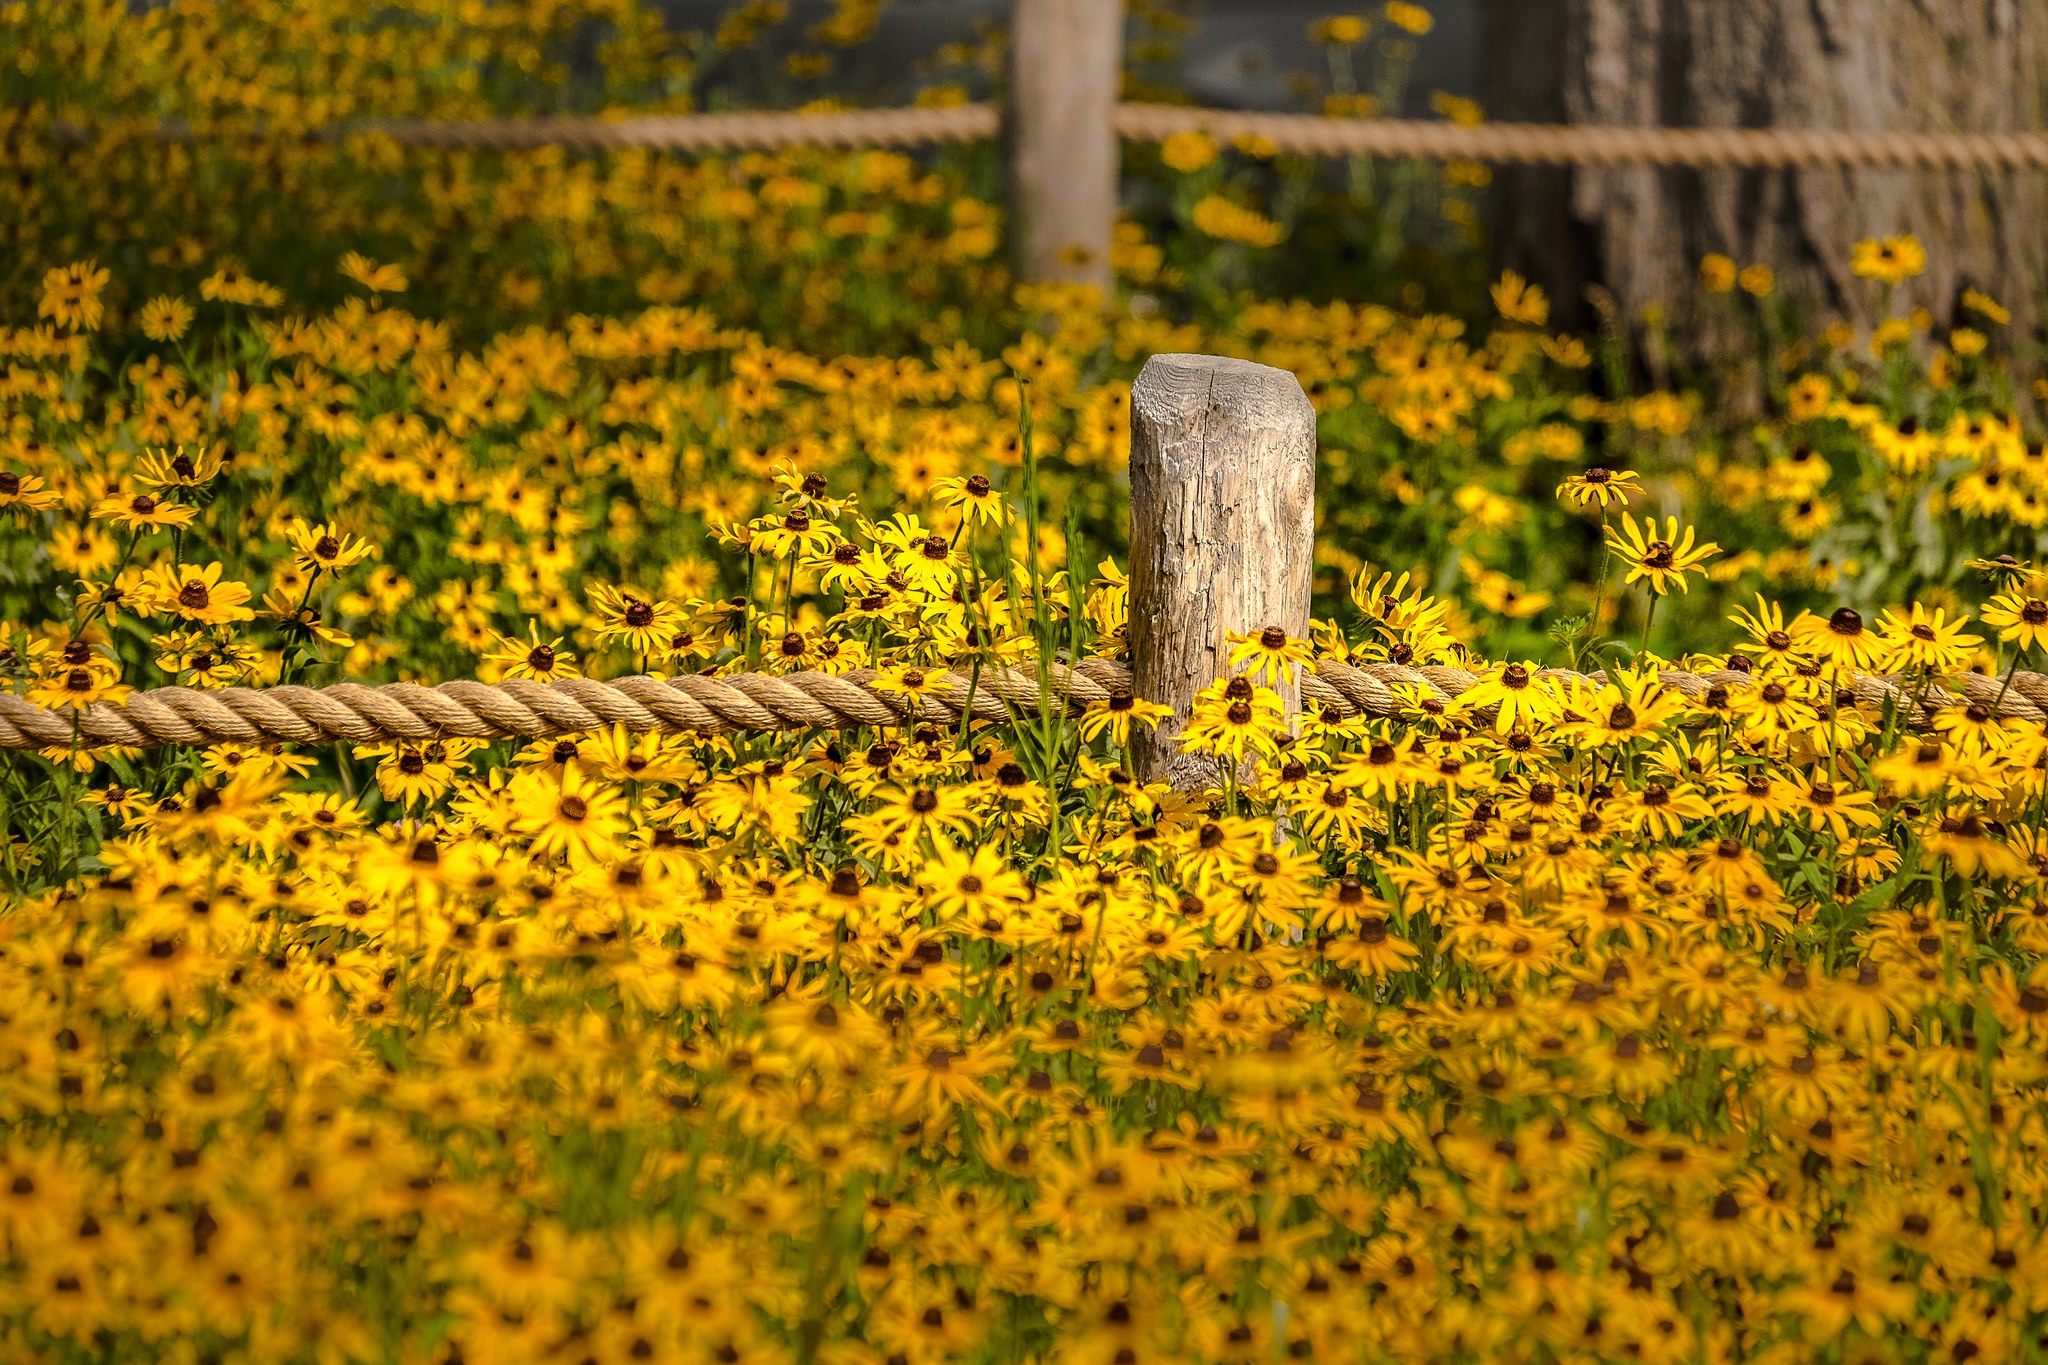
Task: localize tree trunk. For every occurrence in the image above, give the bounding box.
[1483,0,2048,371]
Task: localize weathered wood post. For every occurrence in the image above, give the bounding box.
[1009,0,1124,293]
[1128,354,1318,789]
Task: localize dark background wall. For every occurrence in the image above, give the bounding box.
[664,1,1481,115]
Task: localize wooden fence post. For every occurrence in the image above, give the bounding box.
[1127,354,1318,790]
[1009,0,1124,294]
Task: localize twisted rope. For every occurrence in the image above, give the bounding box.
[348,103,1000,153]
[54,103,2048,167]
[3,660,2043,751]
[1112,106,2048,168]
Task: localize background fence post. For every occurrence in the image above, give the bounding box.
[1009,0,1124,294]
[1127,354,1318,790]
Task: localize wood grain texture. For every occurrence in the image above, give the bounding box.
[1009,0,1125,292]
[1128,354,1317,790]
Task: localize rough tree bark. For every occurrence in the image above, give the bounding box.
[1128,354,1317,791]
[1482,0,2048,368]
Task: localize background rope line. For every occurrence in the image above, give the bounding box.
[300,103,2048,167]
[2,661,2041,751]
[349,103,1001,152]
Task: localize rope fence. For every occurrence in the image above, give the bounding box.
[49,103,2048,167]
[351,103,1001,153]
[331,103,2048,168]
[3,659,2041,752]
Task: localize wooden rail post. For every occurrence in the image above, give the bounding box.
[1128,354,1318,789]
[1010,0,1124,293]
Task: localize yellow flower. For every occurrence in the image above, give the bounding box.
[1430,92,1483,126]
[932,472,1005,527]
[0,470,60,513]
[27,655,130,710]
[484,624,580,682]
[134,445,226,490]
[1076,688,1173,748]
[1610,780,1713,841]
[1604,515,1720,594]
[1789,606,1884,670]
[262,586,354,648]
[1160,131,1219,173]
[1181,675,1289,764]
[199,261,283,307]
[1874,604,1982,674]
[1383,1,1433,34]
[1457,661,1559,734]
[1490,271,1549,326]
[338,253,409,295]
[1962,287,2011,325]
[139,295,195,342]
[1699,254,1737,292]
[138,562,257,625]
[1981,592,2048,652]
[286,520,375,576]
[919,841,1027,922]
[1871,317,1913,352]
[38,260,109,332]
[1190,196,1286,248]
[1312,15,1369,44]
[512,766,627,865]
[1227,625,1313,687]
[89,489,198,533]
[1556,466,1642,509]
[1786,373,1832,421]
[588,584,686,657]
[1560,667,1688,747]
[1850,232,1927,284]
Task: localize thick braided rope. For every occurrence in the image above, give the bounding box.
[339,104,2048,168]
[2,660,2043,751]
[1111,107,2048,168]
[347,103,1001,153]
[57,103,2048,167]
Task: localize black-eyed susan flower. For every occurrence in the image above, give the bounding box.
[933,472,1005,527]
[1849,232,1927,283]
[0,469,59,514]
[286,520,374,576]
[1981,591,2048,652]
[138,294,194,342]
[588,583,685,657]
[1076,687,1172,747]
[1875,604,1982,673]
[510,766,627,866]
[137,562,257,625]
[1605,515,1720,594]
[1181,675,1289,765]
[1228,625,1314,687]
[37,259,109,332]
[88,487,198,533]
[483,623,579,682]
[134,444,225,489]
[1791,605,1885,670]
[1556,465,1643,509]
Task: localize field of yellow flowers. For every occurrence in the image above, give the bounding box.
[12,3,2048,1364]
